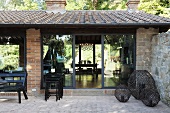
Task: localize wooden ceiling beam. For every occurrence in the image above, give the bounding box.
[41,28,136,35]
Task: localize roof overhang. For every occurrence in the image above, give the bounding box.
[0,23,169,34]
[0,23,169,28]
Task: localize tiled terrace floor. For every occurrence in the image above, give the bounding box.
[0,95,170,113]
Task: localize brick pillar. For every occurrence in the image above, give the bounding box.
[26,29,41,96]
[136,28,159,72]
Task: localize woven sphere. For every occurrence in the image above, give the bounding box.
[140,89,160,107]
[128,70,156,100]
[115,85,131,102]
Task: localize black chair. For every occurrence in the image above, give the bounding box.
[44,73,64,101]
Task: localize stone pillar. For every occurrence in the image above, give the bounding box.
[136,28,159,72]
[26,29,41,96]
[151,32,170,106]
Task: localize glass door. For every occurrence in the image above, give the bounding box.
[74,35,102,88]
[104,35,135,87]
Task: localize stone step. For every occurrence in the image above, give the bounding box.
[0,89,115,96]
[63,89,115,96]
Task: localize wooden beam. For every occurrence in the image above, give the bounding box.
[0,28,26,36]
[41,28,136,35]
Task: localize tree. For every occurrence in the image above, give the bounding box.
[0,56,4,69]
[66,0,170,18]
[0,0,44,10]
[138,0,170,18]
[31,0,46,10]
[66,0,86,10]
[66,0,128,10]
[0,0,10,10]
[0,45,19,70]
[15,0,38,10]
[85,0,127,10]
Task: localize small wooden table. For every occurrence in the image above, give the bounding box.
[75,64,97,70]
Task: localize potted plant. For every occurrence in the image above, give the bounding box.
[48,37,65,73]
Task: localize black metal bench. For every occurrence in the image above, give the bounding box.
[0,72,28,103]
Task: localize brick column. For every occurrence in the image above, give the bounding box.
[136,28,159,72]
[26,29,41,95]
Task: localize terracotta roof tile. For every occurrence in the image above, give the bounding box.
[0,10,169,26]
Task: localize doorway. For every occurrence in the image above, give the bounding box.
[73,34,135,88]
[74,35,102,88]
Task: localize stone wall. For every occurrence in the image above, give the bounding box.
[136,28,159,71]
[151,31,170,106]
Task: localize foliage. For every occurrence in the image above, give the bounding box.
[64,36,72,62]
[46,36,65,68]
[15,0,38,10]
[3,65,15,70]
[0,56,4,69]
[34,0,46,10]
[66,0,169,17]
[49,39,65,56]
[0,0,45,10]
[43,35,72,69]
[66,0,86,10]
[138,0,170,18]
[0,0,9,9]
[0,45,19,70]
[66,0,128,10]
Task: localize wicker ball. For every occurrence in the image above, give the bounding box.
[128,70,156,100]
[115,85,131,102]
[140,89,160,107]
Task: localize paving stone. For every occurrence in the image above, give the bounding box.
[0,96,170,113]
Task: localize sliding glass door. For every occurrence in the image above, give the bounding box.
[103,34,135,87]
[41,34,135,89]
[74,35,102,88]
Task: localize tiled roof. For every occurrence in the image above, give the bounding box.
[0,10,169,26]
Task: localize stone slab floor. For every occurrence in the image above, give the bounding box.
[0,96,170,113]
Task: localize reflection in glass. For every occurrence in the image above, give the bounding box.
[104,35,135,87]
[42,35,73,88]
